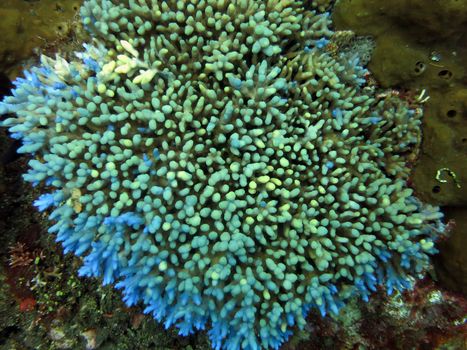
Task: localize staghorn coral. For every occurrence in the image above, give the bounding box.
[0,1,445,349]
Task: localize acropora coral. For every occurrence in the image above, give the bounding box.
[0,1,446,349]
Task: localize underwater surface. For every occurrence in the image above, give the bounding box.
[0,0,466,349]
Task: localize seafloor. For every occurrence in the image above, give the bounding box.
[0,0,466,349]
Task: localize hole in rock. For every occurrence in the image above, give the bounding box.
[446,110,457,118]
[414,61,426,75]
[438,69,453,80]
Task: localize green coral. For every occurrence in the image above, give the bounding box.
[0,1,446,349]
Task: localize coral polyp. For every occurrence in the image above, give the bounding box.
[0,1,445,349]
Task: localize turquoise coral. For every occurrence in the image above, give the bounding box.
[0,1,445,349]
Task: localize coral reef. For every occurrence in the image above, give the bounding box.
[0,146,464,349]
[0,0,449,349]
[333,0,467,295]
[0,155,210,349]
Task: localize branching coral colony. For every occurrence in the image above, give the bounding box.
[0,1,446,349]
